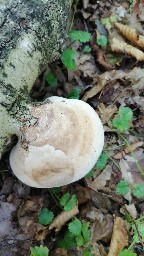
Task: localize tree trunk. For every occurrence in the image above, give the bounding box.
[0,0,70,156]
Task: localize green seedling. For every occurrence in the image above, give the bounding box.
[38,208,54,225]
[113,107,133,132]
[59,218,92,255]
[61,48,77,70]
[83,45,91,53]
[68,30,91,43]
[60,192,77,211]
[67,87,80,99]
[95,152,109,170]
[45,72,57,89]
[30,245,49,256]
[116,179,129,196]
[116,180,144,199]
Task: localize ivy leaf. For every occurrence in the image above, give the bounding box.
[116,180,129,196]
[82,246,93,256]
[133,184,144,198]
[64,194,77,212]
[118,249,137,256]
[61,48,77,70]
[83,45,91,53]
[68,218,82,236]
[60,192,70,207]
[68,88,80,99]
[45,72,57,88]
[82,222,90,243]
[68,30,91,43]
[118,107,133,122]
[95,152,108,170]
[58,230,76,250]
[38,208,54,225]
[30,245,49,256]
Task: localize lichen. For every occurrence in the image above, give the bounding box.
[0,0,70,157]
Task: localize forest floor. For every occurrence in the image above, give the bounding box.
[0,0,144,255]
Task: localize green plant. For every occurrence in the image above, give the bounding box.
[112,107,144,177]
[83,45,91,53]
[38,208,54,225]
[116,180,144,199]
[30,245,49,256]
[61,48,77,70]
[95,152,109,170]
[67,87,80,99]
[60,192,77,211]
[119,249,137,256]
[62,29,91,70]
[59,218,92,255]
[85,151,109,177]
[113,107,133,133]
[116,179,129,196]
[68,30,91,43]
[45,72,57,89]
[129,0,134,13]
[133,184,144,198]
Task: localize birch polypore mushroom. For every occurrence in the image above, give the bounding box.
[10,96,104,188]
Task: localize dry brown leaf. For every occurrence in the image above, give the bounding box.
[75,185,91,204]
[86,165,112,190]
[98,103,117,124]
[82,69,126,101]
[49,205,79,231]
[51,248,67,256]
[82,83,104,101]
[91,242,107,256]
[108,217,128,256]
[113,141,144,159]
[115,22,144,49]
[125,203,137,219]
[35,223,48,241]
[124,141,144,153]
[115,22,138,45]
[91,214,113,242]
[91,191,112,211]
[91,44,112,70]
[111,37,144,61]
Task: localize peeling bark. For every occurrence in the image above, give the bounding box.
[0,0,70,156]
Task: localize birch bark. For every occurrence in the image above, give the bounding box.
[0,0,70,156]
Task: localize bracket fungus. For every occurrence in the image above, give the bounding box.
[10,96,104,188]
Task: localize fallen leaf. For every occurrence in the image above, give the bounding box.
[108,217,128,256]
[86,165,112,190]
[98,103,117,124]
[125,203,137,219]
[91,214,113,242]
[115,22,144,49]
[113,141,144,159]
[49,205,79,231]
[111,37,144,61]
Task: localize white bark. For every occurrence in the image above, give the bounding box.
[0,0,70,156]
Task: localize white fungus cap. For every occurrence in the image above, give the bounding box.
[10,96,104,188]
